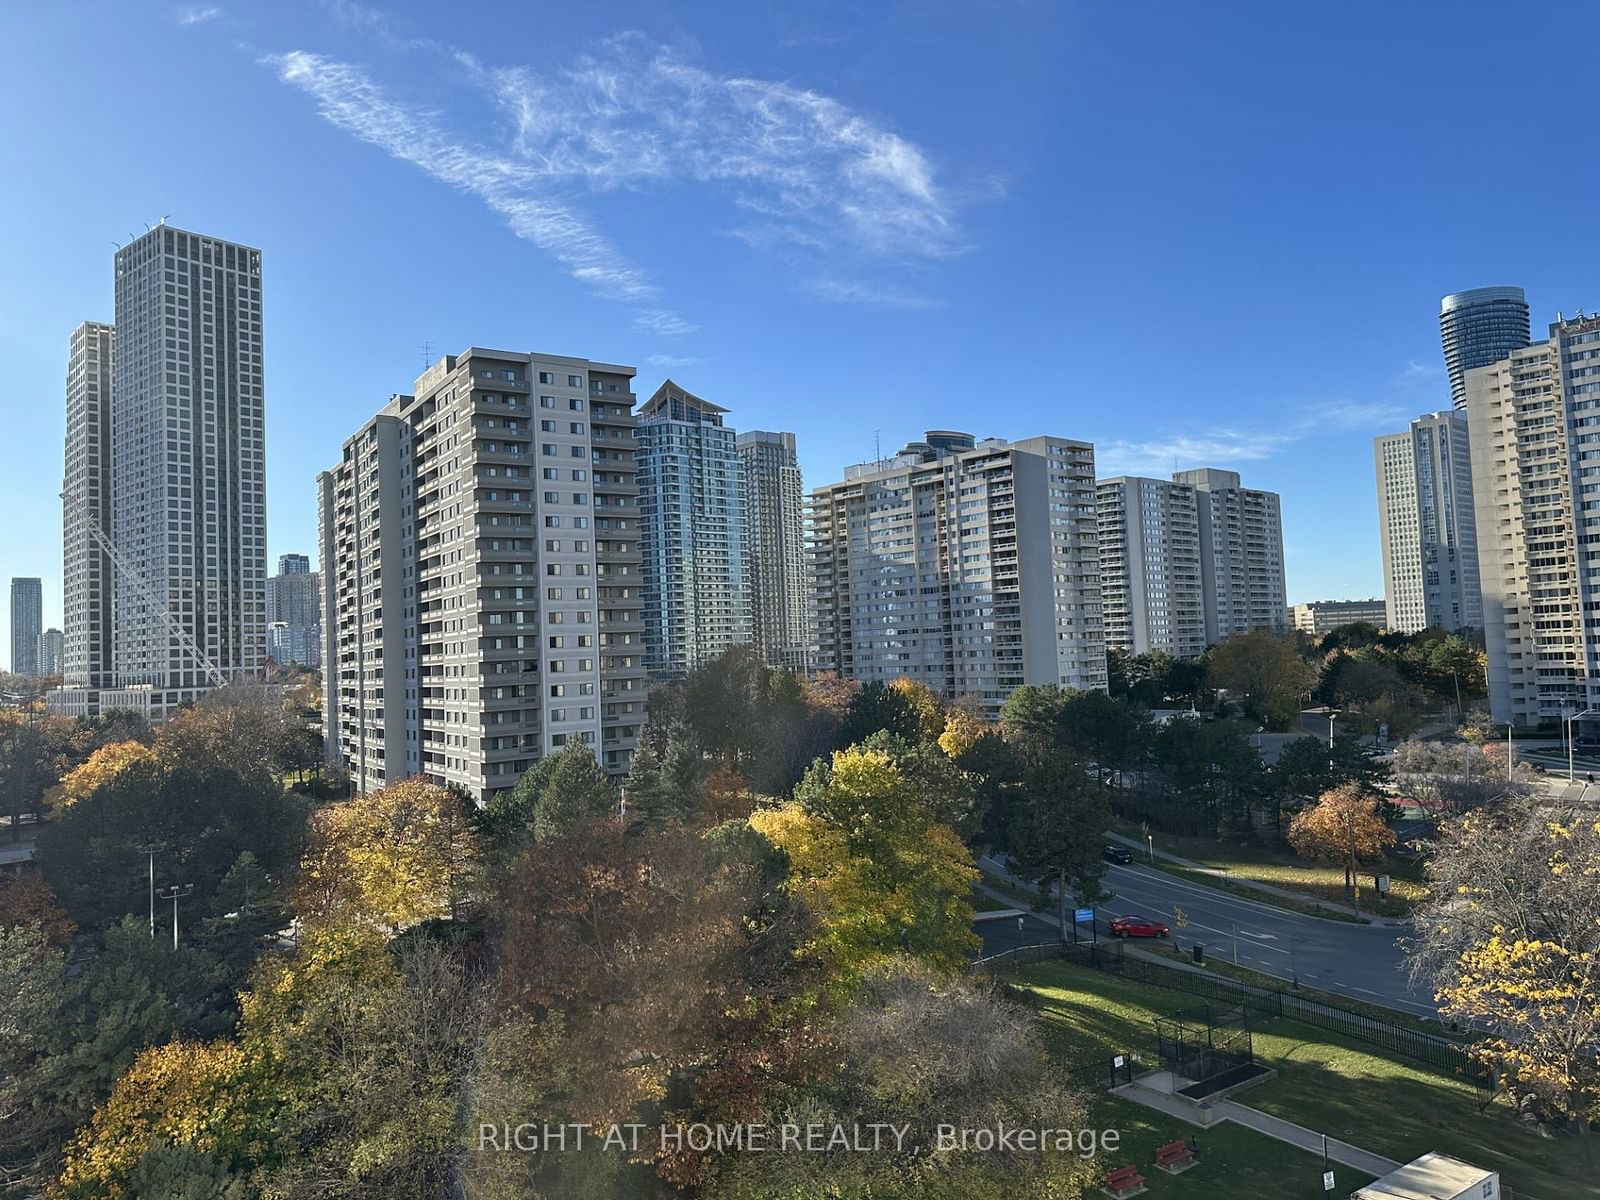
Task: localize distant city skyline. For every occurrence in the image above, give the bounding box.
[5,2,1599,646]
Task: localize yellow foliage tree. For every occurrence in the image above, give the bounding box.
[1415,800,1600,1173]
[53,1040,276,1199]
[889,677,947,742]
[47,740,155,810]
[1287,783,1395,912]
[752,747,977,981]
[937,697,989,759]
[294,776,480,932]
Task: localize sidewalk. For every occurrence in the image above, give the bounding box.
[1111,1078,1401,1178]
[1105,831,1394,925]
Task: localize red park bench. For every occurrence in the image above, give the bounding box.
[1101,1164,1147,1197]
[1155,1138,1199,1174]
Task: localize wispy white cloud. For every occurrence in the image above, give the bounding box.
[647,353,701,368]
[1097,401,1407,477]
[480,34,957,261]
[264,31,963,324]
[1097,432,1294,478]
[1320,400,1409,431]
[808,278,943,310]
[175,4,220,24]
[1396,359,1443,384]
[265,50,694,335]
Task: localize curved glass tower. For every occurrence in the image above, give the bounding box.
[1439,286,1530,409]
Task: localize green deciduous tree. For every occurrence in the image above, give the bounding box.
[37,758,304,933]
[1206,631,1317,728]
[1006,752,1111,935]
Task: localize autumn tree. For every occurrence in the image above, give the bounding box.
[0,876,75,948]
[1412,797,1600,1172]
[937,696,989,759]
[1287,783,1396,911]
[753,747,978,980]
[1206,630,1317,728]
[702,959,1094,1200]
[803,670,860,720]
[296,776,479,930]
[460,820,807,1199]
[154,682,306,783]
[48,740,155,810]
[889,676,947,742]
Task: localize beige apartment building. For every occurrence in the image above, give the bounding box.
[319,348,647,801]
[809,430,1105,717]
[1465,314,1600,728]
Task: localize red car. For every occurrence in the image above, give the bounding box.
[1110,914,1170,939]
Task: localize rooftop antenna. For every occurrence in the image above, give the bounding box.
[420,339,435,370]
[158,214,169,225]
[874,429,882,465]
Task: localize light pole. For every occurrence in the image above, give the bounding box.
[156,883,194,950]
[1146,833,1154,863]
[1566,709,1598,781]
[136,842,163,939]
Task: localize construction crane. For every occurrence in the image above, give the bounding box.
[62,487,228,689]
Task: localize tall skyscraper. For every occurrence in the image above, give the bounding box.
[266,552,321,667]
[1096,475,1207,658]
[1440,287,1530,410]
[9,578,42,676]
[736,430,809,668]
[635,380,749,677]
[62,321,115,688]
[810,431,1105,717]
[1173,468,1288,642]
[37,629,64,678]
[1374,411,1482,633]
[1465,314,1600,726]
[108,224,266,703]
[320,348,646,799]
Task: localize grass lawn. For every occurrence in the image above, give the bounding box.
[1087,1093,1375,1199]
[1111,818,1426,919]
[1015,961,1594,1200]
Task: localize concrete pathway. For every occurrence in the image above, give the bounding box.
[1111,1078,1401,1178]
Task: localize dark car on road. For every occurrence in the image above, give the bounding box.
[1109,914,1169,938]
[1102,843,1134,864]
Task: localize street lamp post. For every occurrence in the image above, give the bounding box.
[136,842,163,939]
[1566,709,1599,781]
[156,883,194,950]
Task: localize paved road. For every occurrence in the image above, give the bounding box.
[978,854,1439,1018]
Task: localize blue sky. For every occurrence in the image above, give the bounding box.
[3,0,1598,653]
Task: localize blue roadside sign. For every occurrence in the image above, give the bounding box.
[1073,907,1095,924]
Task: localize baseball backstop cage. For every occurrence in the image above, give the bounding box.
[1154,1004,1257,1092]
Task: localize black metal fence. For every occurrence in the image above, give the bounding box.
[1009,940,1491,1086]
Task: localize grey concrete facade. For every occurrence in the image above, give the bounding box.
[9,578,42,676]
[737,430,809,668]
[636,381,750,677]
[109,224,266,702]
[1174,468,1287,643]
[1374,411,1481,634]
[810,431,1105,718]
[1096,476,1207,658]
[62,321,115,687]
[321,348,646,801]
[1466,315,1600,727]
